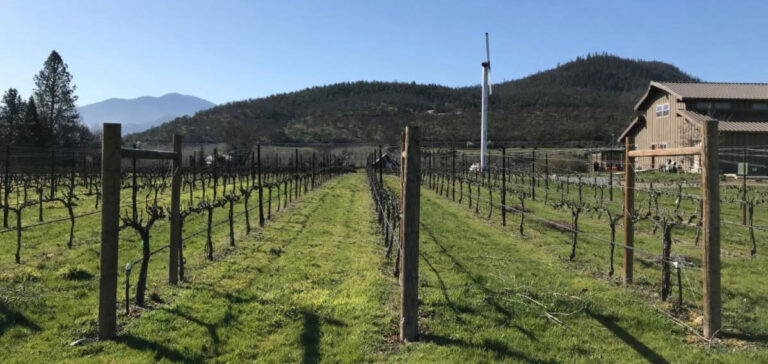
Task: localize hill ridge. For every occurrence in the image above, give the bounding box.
[128,54,698,145]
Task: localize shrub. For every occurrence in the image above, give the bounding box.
[0,267,41,283]
[57,265,93,280]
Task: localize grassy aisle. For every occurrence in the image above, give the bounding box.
[4,173,397,363]
[386,177,766,363]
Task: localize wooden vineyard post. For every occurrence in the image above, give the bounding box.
[742,146,747,225]
[312,152,316,190]
[400,126,421,342]
[701,119,721,339]
[501,147,506,226]
[98,123,121,340]
[545,152,549,203]
[3,145,9,228]
[294,148,299,200]
[169,134,182,285]
[531,148,536,200]
[451,149,456,201]
[258,145,265,227]
[378,145,383,186]
[609,167,614,202]
[623,137,635,285]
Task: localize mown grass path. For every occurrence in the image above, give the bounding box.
[5,173,397,363]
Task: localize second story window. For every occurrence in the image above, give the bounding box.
[656,103,670,117]
[714,102,731,110]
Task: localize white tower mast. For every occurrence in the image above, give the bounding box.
[480,32,492,171]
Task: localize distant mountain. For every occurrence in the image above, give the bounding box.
[78,93,215,134]
[128,54,698,145]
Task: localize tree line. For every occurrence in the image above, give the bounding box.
[1,50,93,147]
[129,54,698,146]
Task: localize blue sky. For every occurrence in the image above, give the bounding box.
[2,0,768,106]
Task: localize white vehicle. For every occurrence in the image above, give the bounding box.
[469,163,481,172]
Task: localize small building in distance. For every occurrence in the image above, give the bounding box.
[618,82,768,174]
[588,147,624,172]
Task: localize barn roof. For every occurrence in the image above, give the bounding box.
[677,109,768,132]
[618,109,768,142]
[620,82,768,141]
[634,81,768,110]
[719,121,768,132]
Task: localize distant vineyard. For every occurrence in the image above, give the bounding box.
[0,141,352,321]
[366,136,768,342]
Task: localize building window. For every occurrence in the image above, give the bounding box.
[656,103,670,117]
[695,102,711,110]
[753,103,768,111]
[659,143,668,149]
[714,102,731,110]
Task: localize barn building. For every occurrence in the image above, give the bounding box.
[618,82,768,174]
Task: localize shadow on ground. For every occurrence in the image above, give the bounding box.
[0,302,41,336]
[587,310,669,364]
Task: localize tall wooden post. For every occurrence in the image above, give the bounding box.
[531,148,536,200]
[50,149,55,198]
[451,149,456,201]
[378,145,383,186]
[3,145,9,228]
[623,137,635,285]
[131,143,138,221]
[501,147,506,226]
[169,134,182,285]
[701,119,721,339]
[742,147,747,225]
[257,145,265,226]
[98,123,121,340]
[400,126,421,342]
[609,168,614,202]
[545,152,549,203]
[294,148,299,200]
[311,152,316,189]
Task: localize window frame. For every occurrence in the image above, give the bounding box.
[656,103,670,118]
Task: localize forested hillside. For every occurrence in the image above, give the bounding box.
[129,54,698,146]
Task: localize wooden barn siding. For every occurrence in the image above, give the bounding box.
[721,132,768,173]
[633,91,697,171]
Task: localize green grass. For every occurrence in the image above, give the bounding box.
[1,173,398,362]
[1,171,766,362]
[393,175,768,362]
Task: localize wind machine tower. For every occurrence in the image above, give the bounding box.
[480,32,492,171]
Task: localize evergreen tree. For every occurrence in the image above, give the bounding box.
[0,88,25,144]
[21,97,43,146]
[33,50,89,146]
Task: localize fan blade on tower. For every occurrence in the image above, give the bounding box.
[485,32,490,68]
[488,70,492,95]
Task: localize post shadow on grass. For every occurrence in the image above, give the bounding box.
[0,302,41,336]
[420,223,514,323]
[301,310,346,364]
[118,334,200,363]
[195,284,271,307]
[587,310,669,364]
[719,331,768,345]
[160,304,238,358]
[420,251,475,321]
[421,249,538,342]
[420,224,542,343]
[422,334,557,363]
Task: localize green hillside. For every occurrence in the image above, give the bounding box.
[128,54,698,146]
